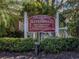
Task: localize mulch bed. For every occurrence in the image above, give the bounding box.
[0,51,79,59]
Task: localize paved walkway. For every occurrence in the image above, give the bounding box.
[0,51,79,59]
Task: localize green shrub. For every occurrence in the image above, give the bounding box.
[0,38,34,52]
[0,38,79,53]
[6,31,24,38]
[40,38,79,53]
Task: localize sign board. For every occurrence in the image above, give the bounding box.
[28,15,55,32]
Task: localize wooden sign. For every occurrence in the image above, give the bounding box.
[28,15,55,32]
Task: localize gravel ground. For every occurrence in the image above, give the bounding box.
[0,51,79,59]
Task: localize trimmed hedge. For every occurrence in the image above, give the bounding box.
[40,38,79,53]
[0,38,34,52]
[0,38,79,53]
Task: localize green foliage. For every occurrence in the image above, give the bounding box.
[0,38,34,52]
[0,0,23,37]
[6,31,24,38]
[63,0,79,37]
[59,14,66,27]
[41,38,79,53]
[23,1,56,16]
[67,11,79,37]
[0,38,79,53]
[0,23,6,37]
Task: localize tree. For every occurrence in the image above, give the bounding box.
[0,0,22,37]
[61,0,79,37]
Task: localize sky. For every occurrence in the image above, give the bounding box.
[55,0,67,5]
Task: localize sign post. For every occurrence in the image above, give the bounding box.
[24,12,28,38]
[55,12,60,37]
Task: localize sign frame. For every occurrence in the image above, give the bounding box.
[28,15,55,32]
